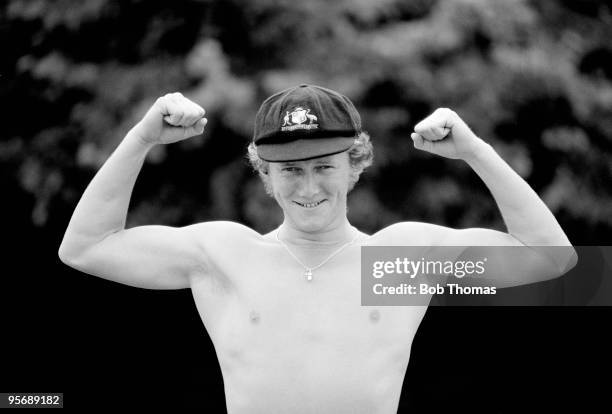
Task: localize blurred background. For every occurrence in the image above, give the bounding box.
[1,0,611,411]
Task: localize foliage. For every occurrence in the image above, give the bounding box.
[2,0,612,242]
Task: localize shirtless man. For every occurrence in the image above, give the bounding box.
[58,84,577,413]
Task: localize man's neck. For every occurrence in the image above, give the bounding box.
[278,219,356,247]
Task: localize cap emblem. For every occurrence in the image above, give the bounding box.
[281,107,319,132]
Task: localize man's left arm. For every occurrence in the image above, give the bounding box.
[411,108,577,286]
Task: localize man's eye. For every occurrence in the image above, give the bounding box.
[282,167,298,172]
[316,165,333,170]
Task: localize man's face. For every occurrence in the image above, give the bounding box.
[267,152,352,233]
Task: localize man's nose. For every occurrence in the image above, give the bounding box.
[298,171,319,198]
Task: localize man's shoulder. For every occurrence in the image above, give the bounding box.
[369,221,454,246]
[186,220,263,244]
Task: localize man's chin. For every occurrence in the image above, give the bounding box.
[281,203,339,232]
[286,214,328,233]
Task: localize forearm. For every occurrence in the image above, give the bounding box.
[466,142,572,247]
[59,129,155,257]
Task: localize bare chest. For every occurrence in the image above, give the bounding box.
[191,246,427,357]
[189,242,429,413]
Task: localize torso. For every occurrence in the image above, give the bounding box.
[189,222,436,414]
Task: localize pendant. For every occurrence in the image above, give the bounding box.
[305,269,313,281]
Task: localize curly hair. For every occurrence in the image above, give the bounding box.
[247,132,374,195]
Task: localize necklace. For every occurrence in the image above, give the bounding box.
[275,229,360,282]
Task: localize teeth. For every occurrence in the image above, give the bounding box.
[298,200,324,208]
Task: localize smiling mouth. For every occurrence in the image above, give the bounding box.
[294,200,326,208]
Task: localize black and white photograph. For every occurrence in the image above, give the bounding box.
[2,0,611,412]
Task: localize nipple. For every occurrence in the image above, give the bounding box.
[369,309,380,323]
[249,310,260,323]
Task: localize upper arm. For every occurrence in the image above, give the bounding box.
[437,227,569,288]
[380,222,573,288]
[60,224,208,290]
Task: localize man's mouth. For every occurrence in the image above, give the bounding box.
[294,200,326,208]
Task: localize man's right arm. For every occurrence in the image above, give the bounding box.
[58,93,208,289]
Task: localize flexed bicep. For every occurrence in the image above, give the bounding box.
[61,224,208,290]
[439,227,568,288]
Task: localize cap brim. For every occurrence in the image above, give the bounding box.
[256,137,356,162]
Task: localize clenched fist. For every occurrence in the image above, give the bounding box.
[411,108,486,161]
[132,92,207,145]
